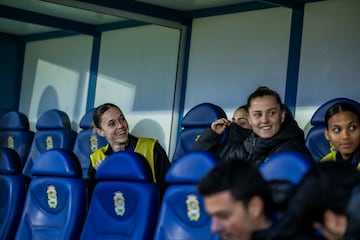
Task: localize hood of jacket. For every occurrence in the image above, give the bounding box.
[224,122,252,144]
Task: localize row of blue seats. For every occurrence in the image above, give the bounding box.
[0,109,108,178]
[0,147,311,239]
[176,97,360,162]
[1,96,360,181]
[0,102,227,180]
[1,97,359,239]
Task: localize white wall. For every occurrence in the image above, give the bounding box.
[296,0,360,132]
[186,0,360,136]
[18,0,360,157]
[95,25,180,152]
[20,25,180,155]
[20,35,93,131]
[185,7,292,118]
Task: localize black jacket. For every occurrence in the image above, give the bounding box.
[333,147,360,168]
[263,213,326,240]
[345,184,360,240]
[217,113,313,165]
[251,218,325,240]
[191,122,251,158]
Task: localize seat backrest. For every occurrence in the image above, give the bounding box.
[73,109,107,178]
[0,148,27,240]
[80,151,159,240]
[15,149,86,240]
[0,108,10,118]
[0,111,34,167]
[22,109,77,177]
[172,103,227,162]
[154,151,218,240]
[305,97,360,161]
[259,151,311,219]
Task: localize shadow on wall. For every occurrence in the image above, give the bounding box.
[37,86,60,119]
[26,86,60,130]
[131,119,166,150]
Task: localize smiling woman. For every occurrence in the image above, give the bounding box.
[87,103,171,200]
[216,86,313,165]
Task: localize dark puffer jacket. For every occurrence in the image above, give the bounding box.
[345,184,360,240]
[217,112,313,165]
[191,122,251,157]
[322,147,360,169]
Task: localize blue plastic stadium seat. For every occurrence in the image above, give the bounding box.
[259,151,312,219]
[73,109,107,178]
[22,109,77,177]
[0,108,10,118]
[0,148,27,240]
[154,151,219,240]
[172,103,227,162]
[80,151,159,240]
[0,111,34,167]
[305,98,360,161]
[15,149,86,240]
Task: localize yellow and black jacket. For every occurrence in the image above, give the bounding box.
[87,134,170,199]
[321,147,360,170]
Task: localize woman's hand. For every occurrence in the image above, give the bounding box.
[211,118,231,135]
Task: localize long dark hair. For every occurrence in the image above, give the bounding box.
[93,103,121,129]
[247,86,283,111]
[325,102,360,129]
